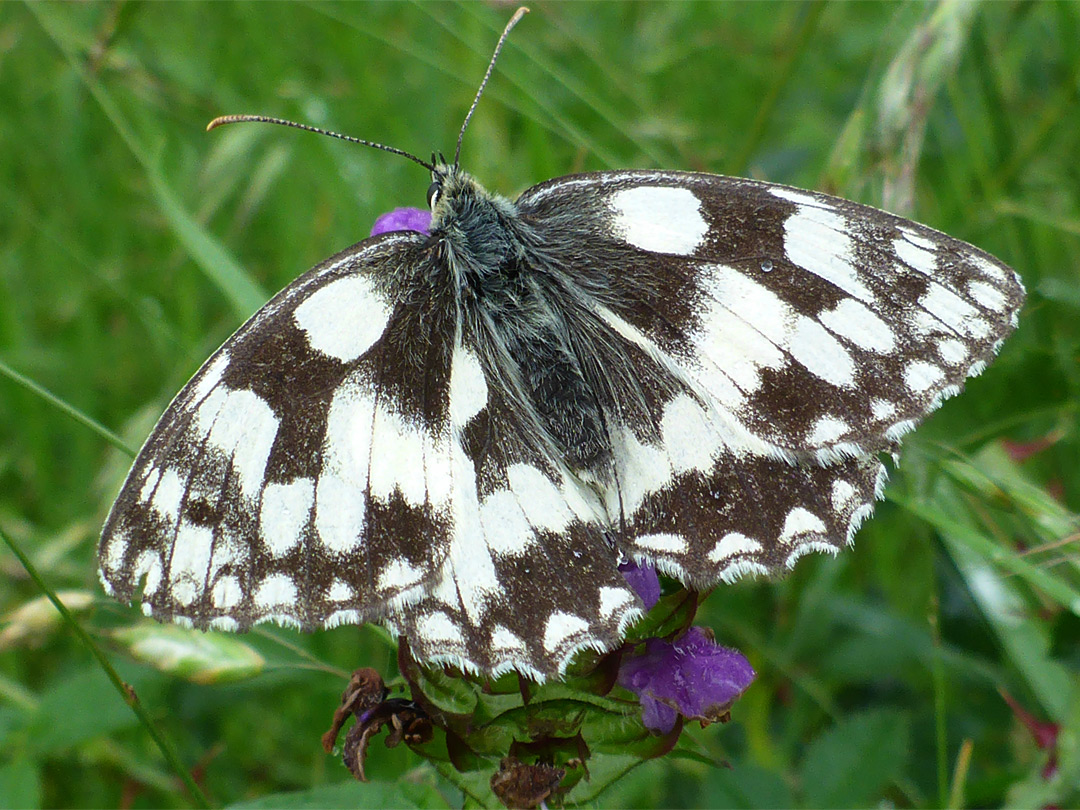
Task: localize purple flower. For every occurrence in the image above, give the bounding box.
[618,626,755,735]
[619,559,661,610]
[370,207,432,237]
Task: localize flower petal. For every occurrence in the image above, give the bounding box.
[370,207,432,236]
[619,559,661,610]
[618,626,755,734]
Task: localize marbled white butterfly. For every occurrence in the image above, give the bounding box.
[99,9,1024,681]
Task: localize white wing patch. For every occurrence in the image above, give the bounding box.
[377,559,424,592]
[260,479,314,556]
[904,360,946,394]
[368,400,430,507]
[808,415,850,444]
[610,186,707,255]
[661,394,723,473]
[544,611,590,655]
[170,523,214,592]
[819,299,896,353]
[893,235,937,275]
[449,344,489,427]
[967,280,1008,312]
[633,533,688,554]
[491,625,528,656]
[694,265,787,392]
[317,380,376,554]
[255,573,297,610]
[780,507,826,542]
[478,490,535,555]
[149,468,185,521]
[190,351,231,404]
[917,282,992,340]
[708,532,763,562]
[203,388,279,499]
[694,263,859,394]
[788,316,855,388]
[293,275,392,361]
[937,339,969,366]
[506,463,581,532]
[212,576,242,610]
[779,202,874,304]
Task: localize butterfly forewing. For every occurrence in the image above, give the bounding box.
[515,170,1022,587]
[99,231,459,630]
[518,171,1024,460]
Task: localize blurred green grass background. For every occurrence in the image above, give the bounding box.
[1,2,1078,808]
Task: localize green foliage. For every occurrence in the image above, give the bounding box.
[225,779,448,810]
[1,1,1078,807]
[109,624,266,685]
[382,590,706,806]
[798,709,910,808]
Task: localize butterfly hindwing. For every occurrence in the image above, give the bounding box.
[618,449,887,586]
[519,300,885,585]
[384,326,642,677]
[99,231,460,630]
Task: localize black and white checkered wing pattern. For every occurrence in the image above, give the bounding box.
[99,232,459,631]
[518,171,1023,581]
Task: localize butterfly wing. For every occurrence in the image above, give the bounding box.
[515,171,1023,581]
[384,333,643,678]
[99,231,462,631]
[518,171,1023,458]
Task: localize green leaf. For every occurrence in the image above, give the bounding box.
[701,761,795,809]
[110,624,265,684]
[411,667,479,716]
[926,470,1076,722]
[798,709,910,808]
[25,665,161,755]
[624,588,699,643]
[563,753,643,806]
[1053,684,1080,798]
[942,443,1077,545]
[0,590,95,649]
[225,779,448,810]
[0,756,42,810]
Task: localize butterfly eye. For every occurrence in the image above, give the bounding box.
[427,181,441,209]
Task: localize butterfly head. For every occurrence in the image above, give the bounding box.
[426,152,452,213]
[426,161,510,234]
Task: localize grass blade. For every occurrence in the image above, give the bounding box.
[0,525,213,809]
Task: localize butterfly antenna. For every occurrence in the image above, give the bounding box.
[206,115,435,172]
[454,6,529,167]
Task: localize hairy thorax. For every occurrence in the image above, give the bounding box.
[431,168,610,474]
